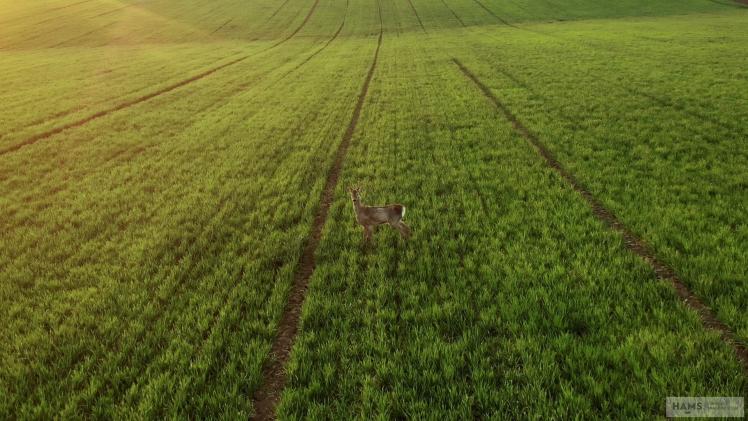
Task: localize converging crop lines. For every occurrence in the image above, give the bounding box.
[453,58,748,372]
[269,0,320,48]
[0,0,322,157]
[251,6,384,420]
[270,0,349,85]
[179,2,346,113]
[29,1,122,27]
[4,0,747,417]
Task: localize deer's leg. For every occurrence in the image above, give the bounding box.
[401,222,412,239]
[392,221,411,239]
[363,225,373,242]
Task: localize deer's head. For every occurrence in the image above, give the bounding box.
[347,186,362,202]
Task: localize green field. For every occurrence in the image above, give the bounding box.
[1,0,747,418]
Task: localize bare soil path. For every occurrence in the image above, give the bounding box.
[250,6,384,420]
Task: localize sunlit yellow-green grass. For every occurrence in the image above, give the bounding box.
[1,0,746,417]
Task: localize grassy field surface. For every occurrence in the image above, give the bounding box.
[0,0,746,417]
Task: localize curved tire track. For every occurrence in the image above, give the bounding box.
[268,0,294,21]
[269,0,320,48]
[250,5,384,420]
[271,0,349,85]
[453,57,748,373]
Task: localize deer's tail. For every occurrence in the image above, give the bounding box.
[391,204,406,219]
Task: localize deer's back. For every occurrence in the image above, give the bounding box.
[357,204,404,225]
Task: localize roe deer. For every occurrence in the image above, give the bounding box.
[348,186,411,242]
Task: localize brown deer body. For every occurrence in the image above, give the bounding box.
[348,187,411,242]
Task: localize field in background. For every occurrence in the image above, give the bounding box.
[1,0,746,417]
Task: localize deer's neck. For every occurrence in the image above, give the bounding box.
[352,198,364,212]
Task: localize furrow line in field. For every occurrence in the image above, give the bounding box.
[406,0,426,32]
[91,4,134,19]
[453,58,748,372]
[440,0,467,27]
[250,7,384,421]
[210,18,234,35]
[270,0,320,48]
[56,70,331,408]
[0,5,111,50]
[40,42,325,400]
[471,0,516,27]
[189,40,332,116]
[480,26,748,158]
[0,54,250,156]
[1,0,322,157]
[73,43,339,404]
[268,0,294,21]
[76,34,343,407]
[9,60,212,131]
